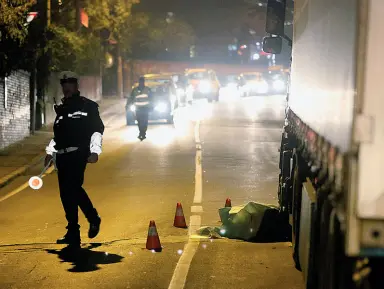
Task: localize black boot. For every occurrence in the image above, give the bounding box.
[57,226,81,247]
[88,215,101,239]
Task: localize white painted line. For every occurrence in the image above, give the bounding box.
[193,150,202,204]
[194,121,201,143]
[0,166,55,203]
[191,205,203,213]
[168,120,203,289]
[168,241,199,289]
[188,215,201,236]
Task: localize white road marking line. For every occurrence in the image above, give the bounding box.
[0,166,55,203]
[168,241,199,289]
[168,120,203,289]
[193,150,202,204]
[188,215,201,236]
[194,121,201,144]
[191,206,203,213]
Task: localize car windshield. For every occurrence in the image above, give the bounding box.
[148,78,169,84]
[218,75,237,85]
[263,72,286,81]
[187,72,209,79]
[150,85,168,95]
[243,74,259,80]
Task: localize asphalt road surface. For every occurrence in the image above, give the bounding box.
[0,94,304,289]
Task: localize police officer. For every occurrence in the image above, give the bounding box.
[44,71,105,248]
[129,77,152,141]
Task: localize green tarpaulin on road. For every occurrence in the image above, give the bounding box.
[197,202,289,242]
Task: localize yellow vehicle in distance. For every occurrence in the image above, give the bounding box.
[185,68,220,102]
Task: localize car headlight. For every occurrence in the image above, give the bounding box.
[155,102,167,113]
[130,105,136,112]
[198,81,211,93]
[273,79,285,90]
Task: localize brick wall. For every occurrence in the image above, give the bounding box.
[0,71,30,150]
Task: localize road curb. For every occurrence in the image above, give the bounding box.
[0,152,46,189]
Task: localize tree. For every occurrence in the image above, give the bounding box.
[0,0,35,41]
[0,0,36,76]
[132,13,196,58]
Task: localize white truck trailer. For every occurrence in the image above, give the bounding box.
[262,0,384,288]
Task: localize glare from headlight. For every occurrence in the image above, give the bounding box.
[155,102,167,113]
[199,81,211,93]
[130,105,136,112]
[248,82,258,90]
[258,81,269,93]
[273,79,285,90]
[226,82,237,89]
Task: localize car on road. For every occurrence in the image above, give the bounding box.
[132,73,172,87]
[262,70,288,94]
[238,72,269,96]
[126,82,175,125]
[217,74,241,99]
[185,69,220,102]
[133,73,187,109]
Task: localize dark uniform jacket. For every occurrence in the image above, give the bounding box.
[129,86,153,108]
[53,92,104,152]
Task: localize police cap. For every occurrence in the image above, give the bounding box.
[59,71,79,85]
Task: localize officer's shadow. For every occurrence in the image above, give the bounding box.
[46,243,124,272]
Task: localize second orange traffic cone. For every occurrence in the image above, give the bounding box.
[225,198,232,207]
[174,203,188,228]
[146,220,162,252]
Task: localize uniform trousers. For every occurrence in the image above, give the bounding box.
[56,149,98,230]
[136,107,149,137]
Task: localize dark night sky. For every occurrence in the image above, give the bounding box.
[134,0,256,39]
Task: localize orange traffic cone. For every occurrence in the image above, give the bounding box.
[225,198,232,208]
[146,220,162,252]
[174,203,188,228]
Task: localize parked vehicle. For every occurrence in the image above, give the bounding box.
[263,70,288,94]
[238,72,269,96]
[263,0,384,288]
[132,73,185,110]
[185,68,220,102]
[217,74,241,99]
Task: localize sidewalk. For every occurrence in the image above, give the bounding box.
[0,97,125,188]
